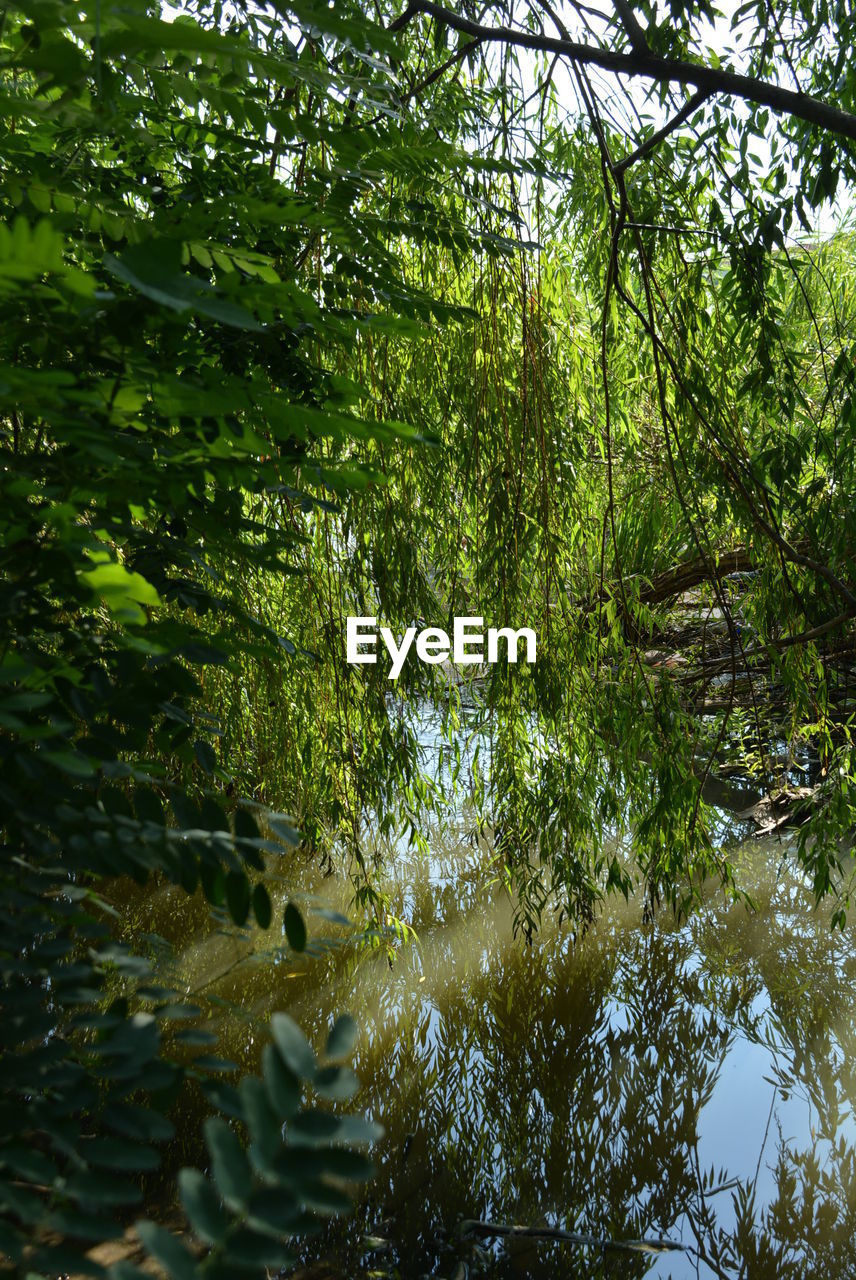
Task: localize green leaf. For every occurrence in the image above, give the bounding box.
[234,809,260,842]
[221,1226,293,1267]
[79,562,161,625]
[252,883,272,929]
[238,1076,279,1169]
[65,1170,142,1207]
[178,1169,228,1245]
[174,1027,217,1047]
[110,1264,152,1280]
[298,1179,352,1215]
[283,901,307,952]
[105,241,262,330]
[262,1043,300,1121]
[0,217,65,288]
[270,1012,315,1078]
[328,1114,384,1146]
[225,871,251,926]
[194,739,216,773]
[84,1137,160,1172]
[246,1185,302,1237]
[136,1221,198,1280]
[203,1117,252,1208]
[103,1105,174,1143]
[325,1014,358,1061]
[313,1064,359,1101]
[269,814,301,846]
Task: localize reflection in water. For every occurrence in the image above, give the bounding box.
[123,828,856,1279]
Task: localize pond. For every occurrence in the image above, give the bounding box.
[124,788,856,1280]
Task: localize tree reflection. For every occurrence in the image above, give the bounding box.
[125,834,856,1279]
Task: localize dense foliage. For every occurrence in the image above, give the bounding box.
[0,0,429,1274]
[4,0,856,1274]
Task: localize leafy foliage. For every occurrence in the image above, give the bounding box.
[202,0,856,934]
[0,0,460,1271]
[5,0,856,1271]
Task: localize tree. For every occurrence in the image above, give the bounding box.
[355,0,856,924]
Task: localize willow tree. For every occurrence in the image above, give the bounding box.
[308,0,856,925]
[203,0,856,931]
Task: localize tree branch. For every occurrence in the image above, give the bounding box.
[615,87,711,171]
[611,0,649,53]
[403,36,481,102]
[389,0,856,144]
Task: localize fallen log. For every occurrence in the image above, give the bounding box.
[737,784,821,835]
[458,1218,685,1254]
[636,547,756,607]
[582,547,756,612]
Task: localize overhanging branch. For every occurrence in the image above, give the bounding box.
[389,0,856,145]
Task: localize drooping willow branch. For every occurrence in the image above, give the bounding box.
[389,0,856,146]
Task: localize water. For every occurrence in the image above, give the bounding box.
[122,817,856,1280]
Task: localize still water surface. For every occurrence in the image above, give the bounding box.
[126,811,856,1280]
